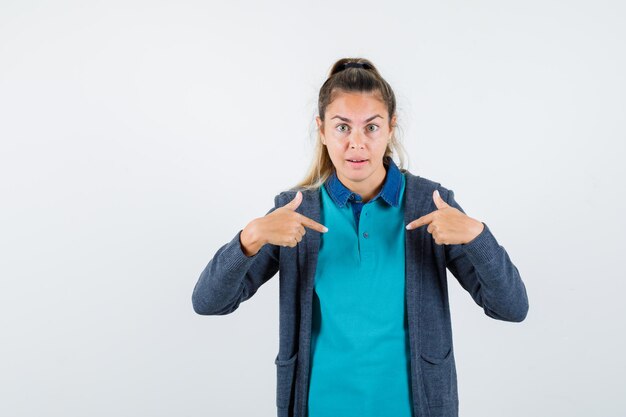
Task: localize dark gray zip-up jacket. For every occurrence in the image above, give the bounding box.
[192,170,529,417]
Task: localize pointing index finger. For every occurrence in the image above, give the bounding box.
[406,212,434,230]
[298,213,329,233]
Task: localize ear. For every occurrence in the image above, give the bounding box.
[315,115,323,130]
[316,116,326,145]
[389,114,397,139]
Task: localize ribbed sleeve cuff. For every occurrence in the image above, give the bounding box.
[461,222,501,266]
[221,229,259,272]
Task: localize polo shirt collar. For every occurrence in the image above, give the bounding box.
[323,156,402,208]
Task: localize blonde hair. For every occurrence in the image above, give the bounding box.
[292,57,409,191]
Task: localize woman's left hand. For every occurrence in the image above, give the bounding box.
[405,190,484,245]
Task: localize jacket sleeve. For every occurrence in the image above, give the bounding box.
[191,195,281,315]
[441,187,529,322]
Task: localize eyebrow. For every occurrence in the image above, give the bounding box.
[330,114,383,123]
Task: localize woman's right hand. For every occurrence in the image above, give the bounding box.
[240,191,328,256]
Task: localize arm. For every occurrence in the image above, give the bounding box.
[442,188,529,322]
[191,196,281,315]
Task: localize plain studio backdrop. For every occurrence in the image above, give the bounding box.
[1,1,625,416]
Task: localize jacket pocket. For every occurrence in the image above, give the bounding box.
[275,351,298,411]
[419,346,454,407]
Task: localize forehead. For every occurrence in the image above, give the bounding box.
[327,90,386,118]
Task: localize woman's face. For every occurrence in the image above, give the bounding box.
[316,90,396,197]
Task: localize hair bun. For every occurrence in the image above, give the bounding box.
[341,61,370,71]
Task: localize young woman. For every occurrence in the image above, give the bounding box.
[192,58,529,417]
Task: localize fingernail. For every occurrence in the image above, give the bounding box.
[323,226,329,232]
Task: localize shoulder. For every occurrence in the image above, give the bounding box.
[402,170,453,198]
[272,185,321,207]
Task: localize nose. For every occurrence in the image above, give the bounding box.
[349,131,365,149]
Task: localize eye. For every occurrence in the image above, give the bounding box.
[336,124,349,132]
[367,124,379,132]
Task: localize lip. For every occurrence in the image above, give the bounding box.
[346,159,368,167]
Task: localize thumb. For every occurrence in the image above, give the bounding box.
[433,189,448,209]
[284,190,303,210]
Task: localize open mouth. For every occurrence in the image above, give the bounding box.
[346,159,368,166]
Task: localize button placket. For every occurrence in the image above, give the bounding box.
[359,209,374,271]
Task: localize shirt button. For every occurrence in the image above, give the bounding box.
[363,232,369,238]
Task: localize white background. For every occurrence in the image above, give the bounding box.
[1,1,625,416]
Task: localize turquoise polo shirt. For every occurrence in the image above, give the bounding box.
[308,157,413,417]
